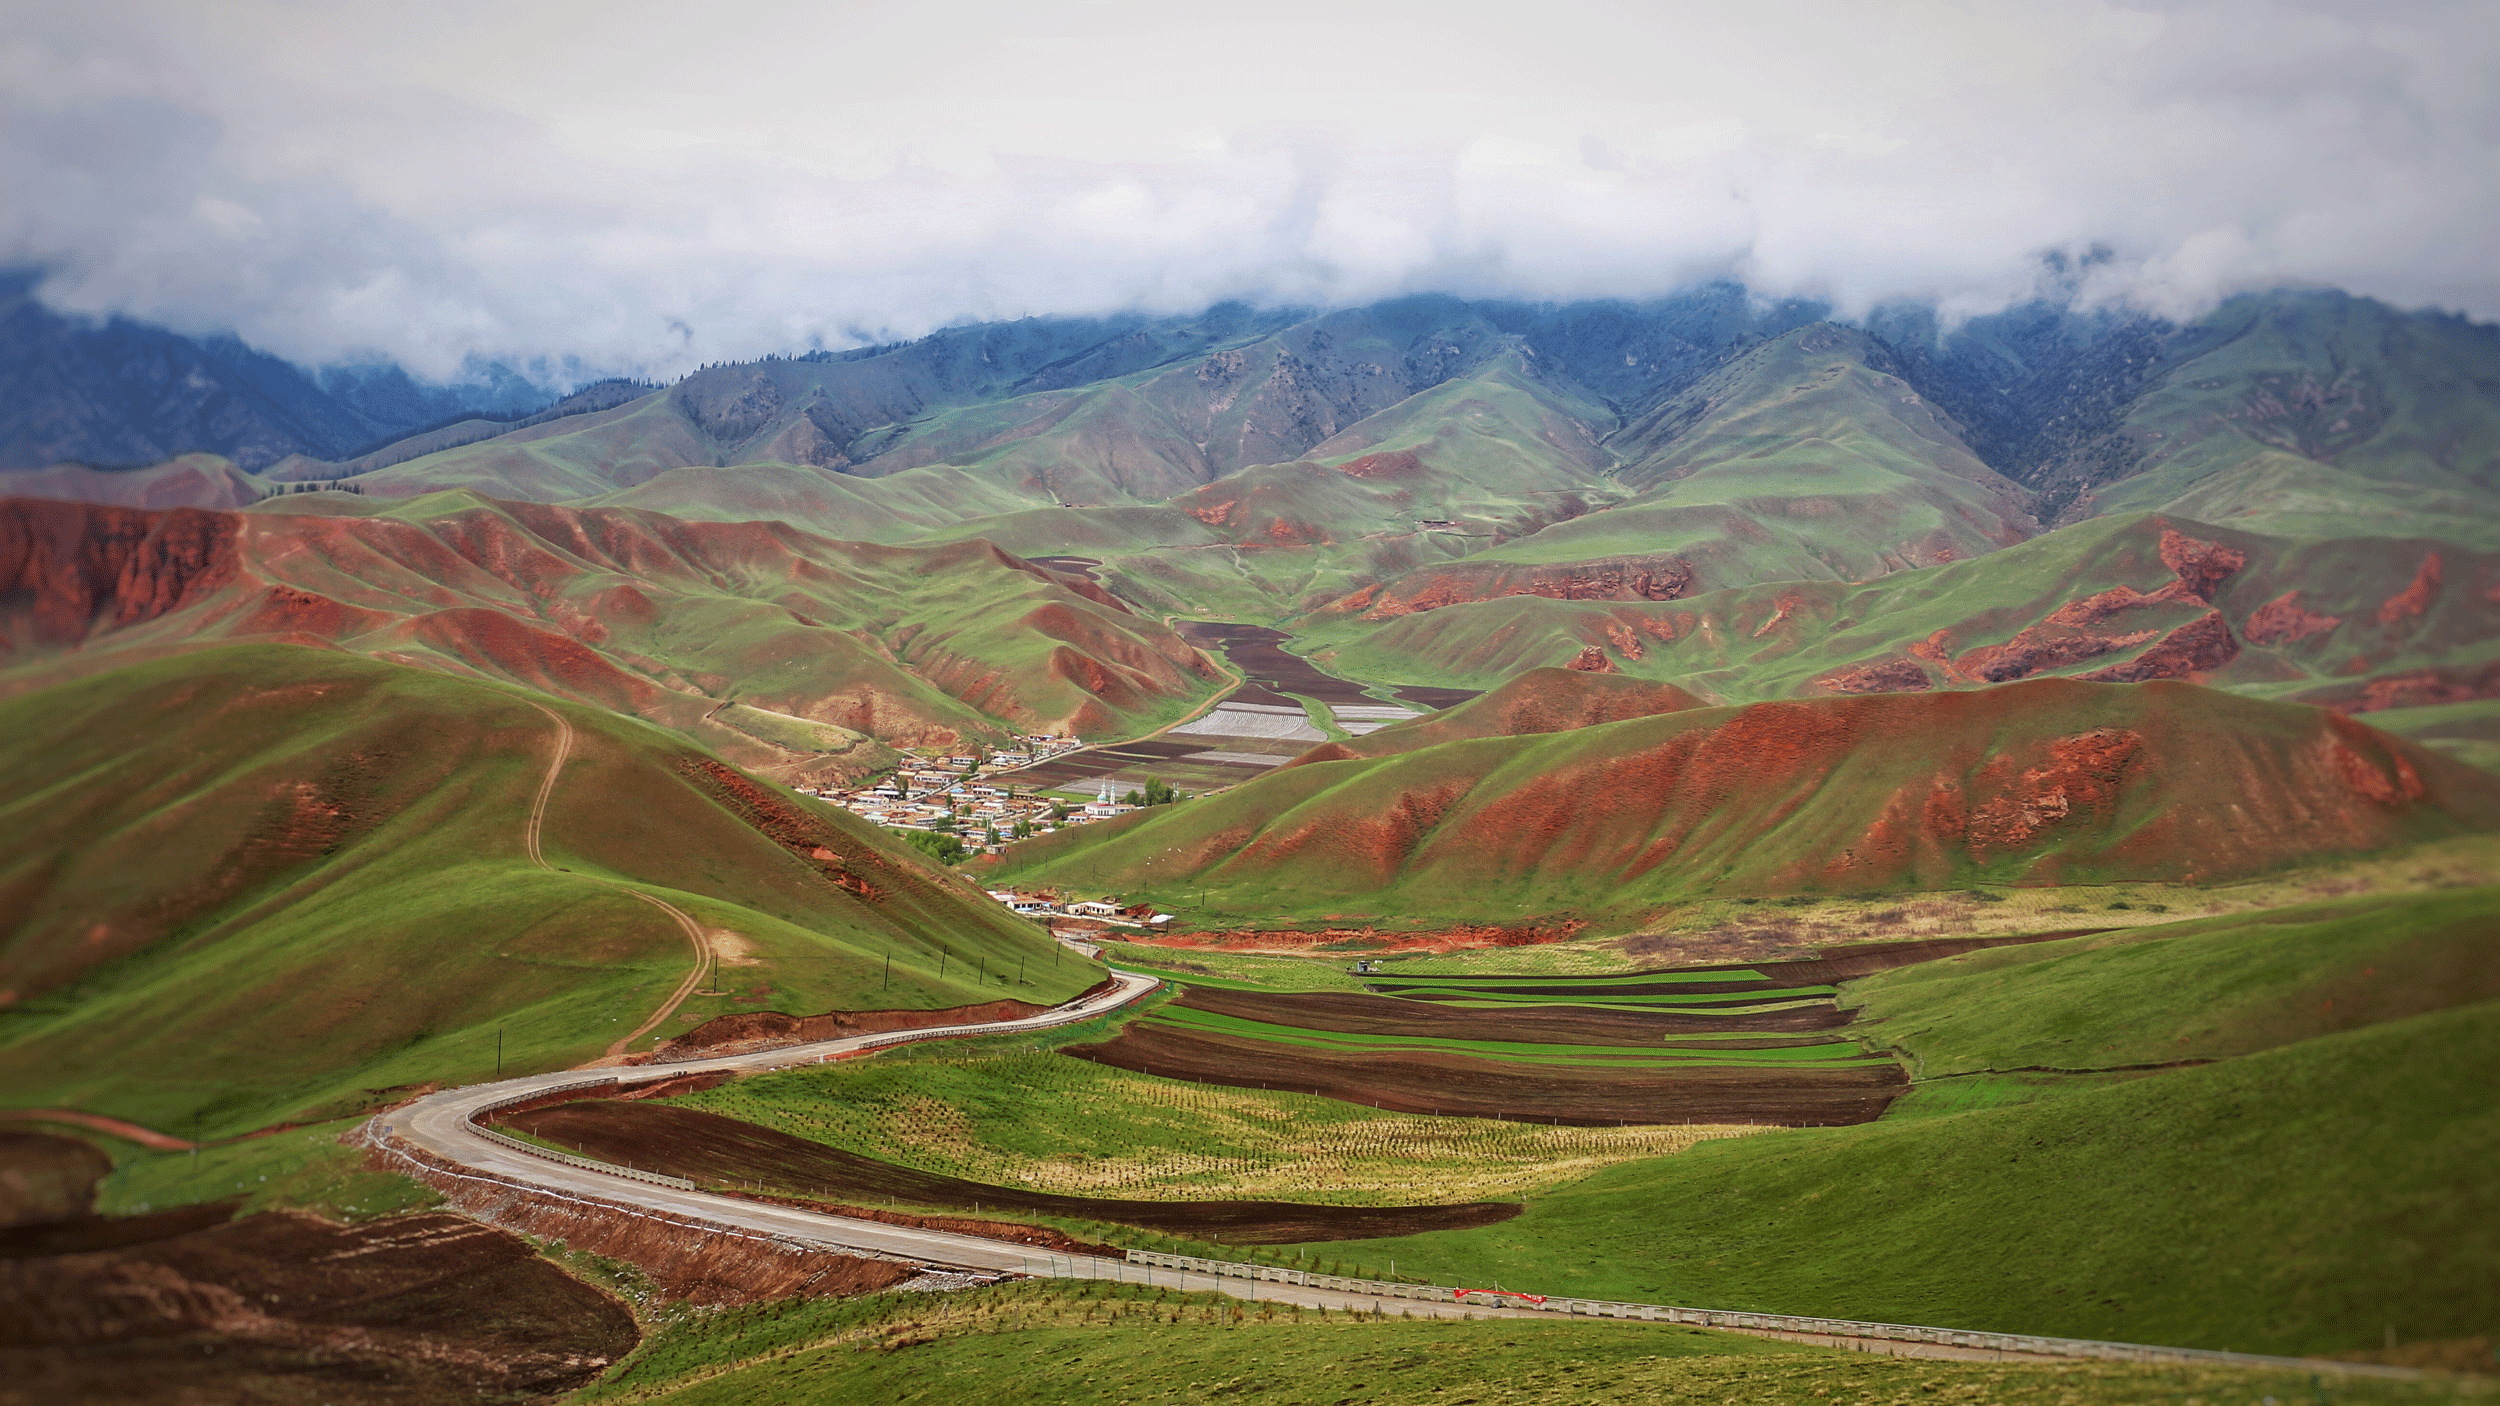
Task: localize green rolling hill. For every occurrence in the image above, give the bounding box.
[1,491,1226,777]
[0,644,1093,1138]
[993,675,2500,924]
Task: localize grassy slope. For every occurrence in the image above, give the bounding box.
[674,1044,1754,1207]
[1287,666,1704,766]
[957,356,1627,625]
[12,491,1224,753]
[994,679,2500,922]
[344,495,1223,744]
[1845,886,2500,1075]
[577,1282,2454,1406]
[2364,698,2500,776]
[0,644,1098,1136]
[1312,998,2500,1356]
[1442,325,2032,586]
[2092,290,2500,545]
[583,460,1053,544]
[1298,510,2500,709]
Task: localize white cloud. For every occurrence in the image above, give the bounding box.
[4,0,2495,381]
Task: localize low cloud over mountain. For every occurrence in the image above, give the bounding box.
[5,0,2496,380]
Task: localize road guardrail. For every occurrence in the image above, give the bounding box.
[463,1076,698,1191]
[1118,1250,2425,1378]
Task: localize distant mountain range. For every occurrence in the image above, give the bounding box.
[5,279,2496,781]
[0,271,558,471]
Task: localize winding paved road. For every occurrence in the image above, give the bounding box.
[370,971,1560,1320]
[356,698,2425,1373]
[376,971,1162,1285]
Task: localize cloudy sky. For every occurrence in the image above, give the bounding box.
[5,0,2495,382]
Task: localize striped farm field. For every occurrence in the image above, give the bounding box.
[1064,954,1918,1126]
[1137,1005,1881,1068]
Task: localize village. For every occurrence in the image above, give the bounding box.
[794,734,1160,857]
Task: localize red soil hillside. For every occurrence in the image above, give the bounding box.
[1322,514,2500,723]
[1285,666,1705,768]
[0,495,1222,777]
[999,678,2500,916]
[1328,552,1697,620]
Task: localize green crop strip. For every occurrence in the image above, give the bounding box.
[1376,985,1839,1006]
[1141,1008,1885,1068]
[1430,990,1840,1010]
[1370,969,1772,988]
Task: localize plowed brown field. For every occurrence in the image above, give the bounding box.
[0,1208,636,1404]
[1175,621,1376,706]
[503,1101,1519,1244]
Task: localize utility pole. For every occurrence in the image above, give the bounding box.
[496,1027,503,1078]
[883,949,893,989]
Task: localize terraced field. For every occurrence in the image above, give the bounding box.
[499,1100,1520,1244]
[1066,955,1943,1126]
[1004,619,1460,800]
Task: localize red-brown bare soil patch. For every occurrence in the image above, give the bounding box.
[1338,554,1695,621]
[2245,589,2344,646]
[1391,683,1482,710]
[502,1101,1517,1245]
[1816,658,1935,694]
[1174,621,1376,705]
[0,1209,636,1404]
[2077,609,2241,682]
[1948,529,2245,684]
[2376,551,2445,624]
[1066,1026,1905,1127]
[0,1133,111,1229]
[0,497,241,645]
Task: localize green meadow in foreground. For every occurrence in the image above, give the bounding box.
[577,1280,2463,1406]
[1309,998,2499,1359]
[1845,885,2500,1075]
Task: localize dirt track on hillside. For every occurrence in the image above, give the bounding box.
[503,1101,1519,1244]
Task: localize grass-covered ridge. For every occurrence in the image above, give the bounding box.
[1297,510,2499,717]
[1844,885,2500,1076]
[0,644,1096,1138]
[997,677,2500,924]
